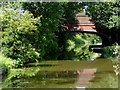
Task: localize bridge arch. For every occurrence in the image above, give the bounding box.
[60,13,114,47]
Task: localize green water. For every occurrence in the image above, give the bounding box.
[2,58,118,88]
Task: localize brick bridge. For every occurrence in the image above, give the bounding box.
[61,13,106,53]
[61,13,120,47]
[61,13,108,41]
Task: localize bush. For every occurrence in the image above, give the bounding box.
[0,6,42,66]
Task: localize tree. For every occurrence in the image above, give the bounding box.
[86,2,120,45]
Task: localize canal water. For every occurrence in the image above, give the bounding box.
[1,33,119,88]
[1,55,118,88]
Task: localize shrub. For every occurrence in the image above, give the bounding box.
[0,6,41,66]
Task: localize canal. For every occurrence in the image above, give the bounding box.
[0,33,119,88]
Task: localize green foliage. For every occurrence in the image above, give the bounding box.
[2,67,40,88]
[66,40,76,51]
[0,53,14,74]
[62,33,101,61]
[60,2,83,25]
[22,2,83,28]
[0,2,83,66]
[87,2,119,32]
[0,2,22,9]
[103,45,120,58]
[0,6,42,66]
[90,73,118,88]
[85,2,120,45]
[103,45,120,75]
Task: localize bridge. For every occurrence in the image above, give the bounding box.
[59,13,120,53]
[60,13,104,53]
[61,12,120,53]
[61,13,107,39]
[61,13,120,47]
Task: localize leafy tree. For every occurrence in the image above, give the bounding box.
[86,2,120,45]
[87,2,119,31]
[21,2,83,60]
[22,2,83,26]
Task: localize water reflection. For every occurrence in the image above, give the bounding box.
[75,69,96,85]
[2,59,118,88]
